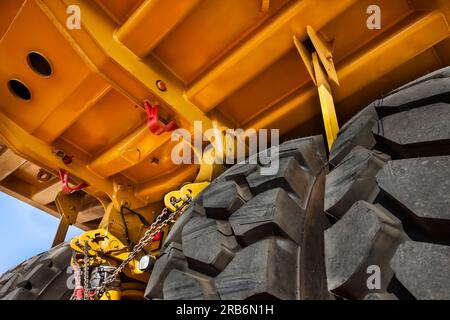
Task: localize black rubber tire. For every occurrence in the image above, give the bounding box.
[324,66,450,300]
[145,136,332,300]
[0,243,73,300]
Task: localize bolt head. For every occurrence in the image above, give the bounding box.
[62,155,72,165]
[156,80,167,92]
[138,255,156,272]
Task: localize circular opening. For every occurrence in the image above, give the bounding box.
[37,169,51,183]
[8,79,31,100]
[55,149,66,158]
[27,51,52,77]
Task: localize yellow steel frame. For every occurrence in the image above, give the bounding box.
[52,191,84,247]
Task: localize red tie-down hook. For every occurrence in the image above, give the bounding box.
[144,101,177,135]
[59,169,89,194]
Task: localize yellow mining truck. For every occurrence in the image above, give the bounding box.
[0,0,449,300]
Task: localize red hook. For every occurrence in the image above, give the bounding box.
[59,169,88,194]
[144,101,177,135]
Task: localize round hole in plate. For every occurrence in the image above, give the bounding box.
[27,51,52,77]
[8,79,31,100]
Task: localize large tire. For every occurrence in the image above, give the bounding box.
[0,243,73,300]
[324,66,450,300]
[145,136,332,300]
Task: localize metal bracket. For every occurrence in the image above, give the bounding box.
[59,169,89,194]
[69,228,148,283]
[294,26,340,150]
[306,26,339,85]
[52,191,84,247]
[164,182,209,212]
[144,101,178,135]
[312,53,340,150]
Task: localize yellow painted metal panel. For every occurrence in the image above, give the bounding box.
[62,89,144,156]
[94,0,143,24]
[154,0,292,83]
[335,11,450,100]
[185,0,357,111]
[116,0,201,58]
[0,0,92,133]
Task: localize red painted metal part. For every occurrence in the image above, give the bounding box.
[59,169,89,194]
[62,155,73,165]
[73,287,84,300]
[153,231,163,241]
[144,101,177,135]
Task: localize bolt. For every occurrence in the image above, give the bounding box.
[156,80,167,92]
[138,255,156,272]
[62,155,73,165]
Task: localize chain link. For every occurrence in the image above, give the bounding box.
[83,241,91,300]
[92,195,192,300]
[70,262,82,300]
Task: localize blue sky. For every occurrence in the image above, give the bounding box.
[0,192,82,274]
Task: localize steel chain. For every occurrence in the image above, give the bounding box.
[70,262,82,300]
[83,241,91,300]
[92,195,192,300]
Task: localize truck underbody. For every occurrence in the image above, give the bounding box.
[0,0,449,300]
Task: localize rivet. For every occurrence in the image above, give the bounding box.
[156,80,167,92]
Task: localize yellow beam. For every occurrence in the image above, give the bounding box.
[116,0,200,58]
[77,205,104,224]
[335,11,450,98]
[52,216,70,247]
[52,191,83,247]
[0,111,132,204]
[0,148,26,181]
[0,183,90,231]
[245,11,450,134]
[32,73,111,143]
[31,181,61,205]
[186,0,357,112]
[88,124,170,178]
